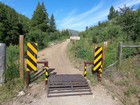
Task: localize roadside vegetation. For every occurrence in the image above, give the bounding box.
[0,2,69,104]
[69,5,140,105]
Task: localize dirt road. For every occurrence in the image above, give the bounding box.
[9,39,120,105]
[38,39,81,74]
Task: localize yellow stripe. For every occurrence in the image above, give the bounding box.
[84,71,86,75]
[45,67,49,70]
[26,68,30,71]
[94,47,102,56]
[27,59,37,71]
[94,61,101,71]
[27,43,37,55]
[27,51,37,63]
[100,74,102,77]
[35,43,38,46]
[46,72,49,76]
[85,66,87,69]
[45,78,48,80]
[99,69,102,72]
[84,77,86,78]
[94,54,102,64]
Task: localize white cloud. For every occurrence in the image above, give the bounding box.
[58,0,140,31]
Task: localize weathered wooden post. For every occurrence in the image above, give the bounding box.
[74,39,76,57]
[70,36,80,57]
[0,43,6,85]
[19,35,24,81]
[102,41,108,68]
[118,42,122,65]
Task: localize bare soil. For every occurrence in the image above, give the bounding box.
[5,39,121,105]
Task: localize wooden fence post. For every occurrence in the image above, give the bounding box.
[19,35,24,81]
[118,42,122,65]
[74,40,76,57]
[102,41,108,68]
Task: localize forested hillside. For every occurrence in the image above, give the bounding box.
[75,6,140,64]
[0,2,69,47]
[0,2,30,45]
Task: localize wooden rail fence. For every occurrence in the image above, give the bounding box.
[118,42,140,64]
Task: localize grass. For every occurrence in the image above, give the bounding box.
[103,55,140,105]
[86,68,97,86]
[0,79,24,104]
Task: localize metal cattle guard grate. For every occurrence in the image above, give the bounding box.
[47,74,92,97]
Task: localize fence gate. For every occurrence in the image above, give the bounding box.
[47,74,92,97]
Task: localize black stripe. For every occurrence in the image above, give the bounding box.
[94,50,103,60]
[95,47,100,52]
[84,74,86,77]
[27,64,34,71]
[96,65,101,71]
[94,57,102,66]
[27,46,37,58]
[46,75,49,78]
[27,55,37,68]
[31,43,37,50]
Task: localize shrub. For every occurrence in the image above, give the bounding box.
[26,30,48,49]
[76,49,87,59]
[6,45,19,81]
[49,31,60,41]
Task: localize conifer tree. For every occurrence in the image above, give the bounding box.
[108,6,117,20]
[31,2,49,32]
[50,14,56,32]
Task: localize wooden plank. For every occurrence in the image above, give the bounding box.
[70,36,80,40]
[122,45,140,48]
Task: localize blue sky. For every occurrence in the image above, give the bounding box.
[0,0,140,31]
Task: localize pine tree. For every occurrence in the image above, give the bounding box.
[50,14,56,32]
[108,6,116,20]
[42,2,49,24]
[85,26,88,31]
[31,2,49,32]
[115,10,119,17]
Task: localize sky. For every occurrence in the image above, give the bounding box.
[0,0,140,31]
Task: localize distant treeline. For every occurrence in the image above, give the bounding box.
[0,2,69,46]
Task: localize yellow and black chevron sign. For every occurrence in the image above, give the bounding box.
[26,43,38,72]
[93,47,103,71]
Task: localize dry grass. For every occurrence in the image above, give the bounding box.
[103,55,140,105]
[0,79,24,105]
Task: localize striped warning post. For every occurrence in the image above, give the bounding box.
[45,66,49,83]
[93,47,103,80]
[26,43,38,72]
[84,64,87,78]
[93,47,103,71]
